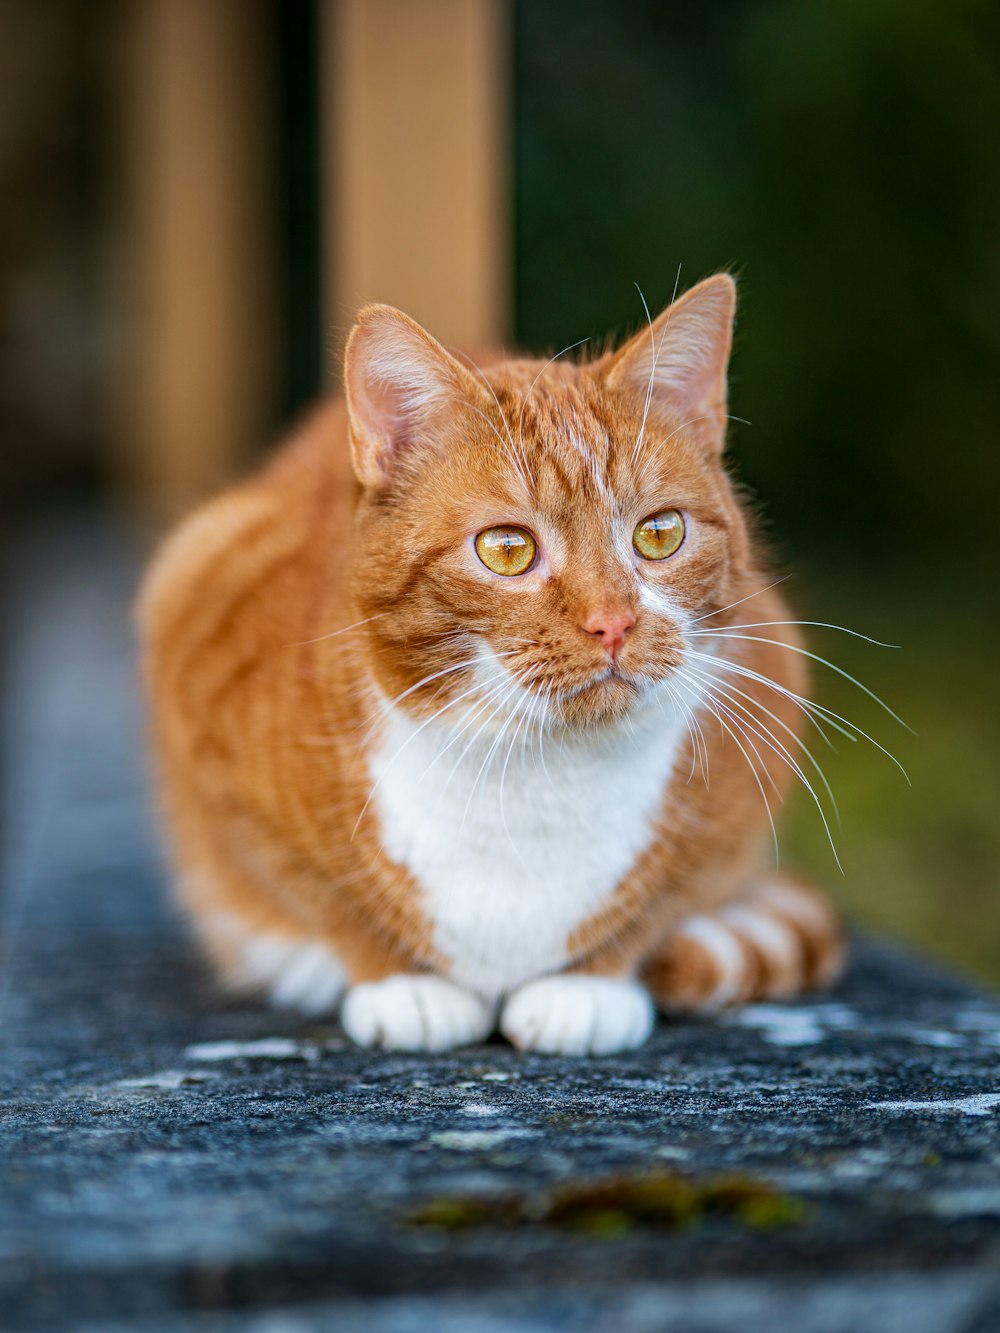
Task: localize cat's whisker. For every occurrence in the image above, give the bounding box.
[516,337,591,452]
[536,682,557,792]
[684,660,839,821]
[432,673,533,816]
[289,612,386,648]
[674,671,780,866]
[357,650,519,740]
[455,350,533,493]
[631,268,684,465]
[630,282,660,465]
[517,679,549,775]
[693,632,912,732]
[652,682,688,776]
[690,621,899,649]
[661,679,708,786]
[423,673,530,934]
[498,689,535,868]
[686,648,911,783]
[460,683,531,838]
[462,399,531,486]
[693,676,784,802]
[437,680,525,838]
[677,697,706,785]
[702,678,842,871]
[686,647,846,748]
[687,577,793,626]
[351,668,519,839]
[683,662,843,867]
[421,670,522,787]
[633,408,751,474]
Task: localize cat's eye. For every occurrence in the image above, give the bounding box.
[475,526,537,576]
[633,509,685,560]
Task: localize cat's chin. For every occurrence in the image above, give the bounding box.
[554,673,642,728]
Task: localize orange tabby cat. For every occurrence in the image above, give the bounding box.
[138,275,843,1055]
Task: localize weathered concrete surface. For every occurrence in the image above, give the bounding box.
[3,518,1000,1332]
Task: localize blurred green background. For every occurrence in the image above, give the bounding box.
[1,0,997,983]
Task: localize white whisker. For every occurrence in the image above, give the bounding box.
[687,577,793,626]
[517,337,591,452]
[455,351,533,493]
[686,648,910,782]
[460,685,528,836]
[289,612,386,647]
[358,649,518,740]
[674,670,780,866]
[424,672,521,790]
[686,661,839,819]
[693,632,912,731]
[692,620,899,649]
[683,662,843,870]
[351,667,516,839]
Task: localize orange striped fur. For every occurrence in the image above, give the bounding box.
[138,276,843,1055]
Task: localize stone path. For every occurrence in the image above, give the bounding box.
[3,518,1000,1331]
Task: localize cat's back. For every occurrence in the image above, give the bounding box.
[138,399,353,767]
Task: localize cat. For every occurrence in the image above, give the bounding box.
[138,274,843,1056]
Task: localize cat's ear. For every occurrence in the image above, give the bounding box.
[601,275,736,452]
[344,304,482,489]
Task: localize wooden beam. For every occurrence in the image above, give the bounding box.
[323,0,509,371]
[114,0,277,524]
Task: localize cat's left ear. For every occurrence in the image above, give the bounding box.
[600,274,736,453]
[344,304,484,489]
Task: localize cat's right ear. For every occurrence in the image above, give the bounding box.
[344,305,482,490]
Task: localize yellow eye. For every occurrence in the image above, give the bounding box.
[633,509,685,560]
[475,526,537,576]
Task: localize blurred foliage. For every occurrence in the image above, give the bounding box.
[781,569,1000,988]
[514,0,1000,570]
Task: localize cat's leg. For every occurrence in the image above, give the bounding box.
[641,879,844,1012]
[183,855,491,1047]
[206,907,495,1047]
[198,905,349,1017]
[499,976,655,1056]
[340,975,494,1052]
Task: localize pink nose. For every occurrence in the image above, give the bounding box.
[581,609,636,660]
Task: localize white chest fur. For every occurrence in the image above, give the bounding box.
[368,688,686,1000]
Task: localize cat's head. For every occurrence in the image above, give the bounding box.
[344,276,758,731]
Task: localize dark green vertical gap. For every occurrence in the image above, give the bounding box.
[275,0,323,426]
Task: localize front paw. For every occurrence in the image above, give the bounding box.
[500,976,654,1056]
[340,975,494,1052]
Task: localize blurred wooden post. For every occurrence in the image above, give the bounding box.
[115,0,276,524]
[323,0,509,372]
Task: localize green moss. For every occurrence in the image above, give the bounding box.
[408,1195,524,1229]
[406,1169,805,1237]
[545,1173,699,1230]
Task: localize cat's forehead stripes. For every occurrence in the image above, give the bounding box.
[490,375,618,514]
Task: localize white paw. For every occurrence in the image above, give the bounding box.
[340,975,494,1052]
[500,976,654,1056]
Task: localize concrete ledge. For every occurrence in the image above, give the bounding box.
[4,517,1000,1332]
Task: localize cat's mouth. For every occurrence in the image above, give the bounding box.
[551,663,646,724]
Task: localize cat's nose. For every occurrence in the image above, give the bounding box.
[581,609,636,660]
